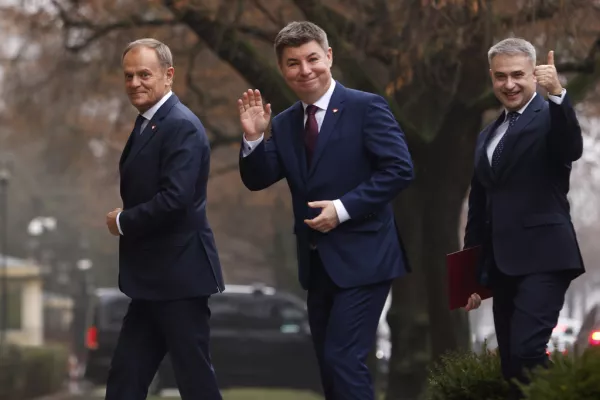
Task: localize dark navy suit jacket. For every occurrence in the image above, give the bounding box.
[118,94,224,300]
[239,83,414,289]
[464,93,585,283]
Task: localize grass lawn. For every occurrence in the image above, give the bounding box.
[147,388,322,400]
[144,388,389,400]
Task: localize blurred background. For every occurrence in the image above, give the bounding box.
[1,0,600,399]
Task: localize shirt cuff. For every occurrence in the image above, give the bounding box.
[548,88,566,105]
[333,199,351,223]
[242,134,265,157]
[116,212,124,235]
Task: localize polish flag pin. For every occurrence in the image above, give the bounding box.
[332,108,339,113]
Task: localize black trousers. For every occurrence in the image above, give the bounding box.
[105,296,221,400]
[491,267,572,399]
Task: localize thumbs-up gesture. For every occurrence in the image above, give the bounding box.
[534,50,563,96]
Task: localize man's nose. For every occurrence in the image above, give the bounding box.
[129,76,140,87]
[299,62,311,75]
[505,77,516,89]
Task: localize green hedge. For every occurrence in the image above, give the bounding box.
[0,344,68,400]
[424,346,600,400]
[424,347,509,400]
[520,347,600,400]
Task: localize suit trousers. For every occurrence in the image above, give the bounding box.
[491,266,572,399]
[105,297,221,400]
[306,250,391,400]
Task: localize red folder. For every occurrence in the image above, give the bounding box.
[446,246,493,310]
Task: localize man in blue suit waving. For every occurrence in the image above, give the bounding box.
[238,21,414,400]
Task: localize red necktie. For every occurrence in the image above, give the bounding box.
[304,105,319,165]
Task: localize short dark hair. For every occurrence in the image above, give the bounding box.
[274,21,329,63]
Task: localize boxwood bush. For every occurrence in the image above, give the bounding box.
[0,344,68,400]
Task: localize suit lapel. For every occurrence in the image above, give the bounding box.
[119,130,135,173]
[121,94,180,176]
[475,113,504,186]
[494,94,544,181]
[308,84,346,177]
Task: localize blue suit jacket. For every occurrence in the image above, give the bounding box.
[464,93,585,284]
[240,83,414,289]
[118,94,224,300]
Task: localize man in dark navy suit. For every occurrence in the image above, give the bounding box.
[237,21,414,400]
[105,38,224,400]
[464,38,585,399]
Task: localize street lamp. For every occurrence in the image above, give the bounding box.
[27,216,57,276]
[0,158,11,350]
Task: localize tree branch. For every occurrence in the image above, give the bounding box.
[164,0,297,114]
[291,0,420,142]
[183,42,240,149]
[497,2,561,26]
[51,0,181,52]
[250,0,285,27]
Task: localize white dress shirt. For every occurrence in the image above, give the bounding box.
[486,89,566,164]
[116,91,174,235]
[242,80,351,223]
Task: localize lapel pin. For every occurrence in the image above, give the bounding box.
[151,125,156,130]
[332,108,338,113]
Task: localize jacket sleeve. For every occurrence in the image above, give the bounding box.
[339,95,414,219]
[547,93,583,162]
[239,124,285,191]
[464,171,486,249]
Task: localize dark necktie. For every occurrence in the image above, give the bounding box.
[304,105,319,165]
[491,111,519,170]
[133,114,146,135]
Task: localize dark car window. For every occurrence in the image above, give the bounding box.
[272,298,307,322]
[580,306,598,335]
[210,294,279,330]
[99,297,131,328]
[209,293,308,331]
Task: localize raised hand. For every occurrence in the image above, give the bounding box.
[238,89,271,140]
[534,50,563,96]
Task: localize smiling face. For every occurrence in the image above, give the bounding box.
[278,40,333,104]
[123,46,173,113]
[490,53,537,112]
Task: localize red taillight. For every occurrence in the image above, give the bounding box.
[86,326,98,350]
[589,331,600,346]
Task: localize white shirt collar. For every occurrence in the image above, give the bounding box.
[504,92,536,120]
[141,90,173,121]
[302,79,336,112]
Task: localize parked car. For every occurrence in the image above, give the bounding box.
[483,316,582,356]
[573,304,600,357]
[83,285,324,394]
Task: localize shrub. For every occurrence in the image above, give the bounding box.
[424,346,510,400]
[519,347,600,400]
[0,344,68,400]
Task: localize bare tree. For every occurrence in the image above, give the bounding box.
[2,0,600,397]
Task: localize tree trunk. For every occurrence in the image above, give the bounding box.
[386,111,482,399]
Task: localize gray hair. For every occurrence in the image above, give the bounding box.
[274,21,329,63]
[122,38,173,69]
[488,38,536,66]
